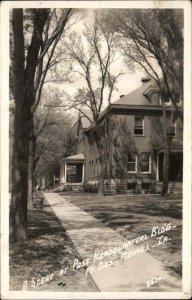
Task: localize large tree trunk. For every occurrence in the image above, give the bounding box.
[9,9,29,242]
[161,93,174,196]
[10,9,48,243]
[98,171,105,196]
[162,112,169,195]
[10,105,30,242]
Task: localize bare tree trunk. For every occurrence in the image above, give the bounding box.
[162,146,170,196]
[28,148,33,209]
[10,9,29,242]
[28,119,36,209]
[96,138,106,197]
[10,105,30,242]
[98,168,105,196]
[162,104,169,195]
[161,95,173,196]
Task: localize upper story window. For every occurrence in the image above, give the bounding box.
[140,152,151,173]
[159,95,171,105]
[164,98,171,105]
[90,160,93,177]
[134,116,144,135]
[160,95,182,106]
[98,157,100,175]
[127,153,137,173]
[167,121,177,137]
[89,131,94,148]
[95,159,98,176]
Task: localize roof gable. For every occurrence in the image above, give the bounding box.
[74,80,161,133]
[73,110,93,136]
[80,110,93,129]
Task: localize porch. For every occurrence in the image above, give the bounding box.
[156,149,183,182]
[155,148,183,194]
[60,153,85,190]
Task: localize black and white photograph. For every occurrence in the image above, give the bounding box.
[1,1,191,299]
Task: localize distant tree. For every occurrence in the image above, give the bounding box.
[34,91,76,189]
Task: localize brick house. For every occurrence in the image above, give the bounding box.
[60,77,183,194]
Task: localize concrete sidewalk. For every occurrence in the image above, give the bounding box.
[44,192,182,292]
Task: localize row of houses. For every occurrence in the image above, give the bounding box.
[59,77,183,194]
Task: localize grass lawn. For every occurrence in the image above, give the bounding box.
[59,192,182,276]
[9,199,97,292]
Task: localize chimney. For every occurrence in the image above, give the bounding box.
[120,95,125,98]
[141,76,151,84]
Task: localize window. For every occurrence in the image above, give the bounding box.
[89,132,94,148]
[140,152,151,173]
[164,98,171,105]
[98,158,101,175]
[92,160,94,176]
[89,161,94,177]
[159,95,171,105]
[172,122,176,136]
[167,120,177,137]
[134,116,144,135]
[128,153,137,173]
[95,159,98,176]
[107,153,109,172]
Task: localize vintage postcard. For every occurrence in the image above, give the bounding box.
[1,1,191,299]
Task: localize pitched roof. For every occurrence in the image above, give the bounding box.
[65,153,84,161]
[113,79,158,106]
[75,80,160,133]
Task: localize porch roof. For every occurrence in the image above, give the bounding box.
[154,145,183,152]
[64,153,85,163]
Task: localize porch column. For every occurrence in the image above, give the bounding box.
[82,163,85,183]
[59,162,65,184]
[156,153,159,181]
[64,163,67,183]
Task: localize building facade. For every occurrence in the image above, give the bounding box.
[60,77,183,194]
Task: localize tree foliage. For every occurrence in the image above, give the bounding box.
[105,9,183,117]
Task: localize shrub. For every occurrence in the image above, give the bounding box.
[83,182,98,193]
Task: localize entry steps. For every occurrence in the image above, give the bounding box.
[49,183,83,192]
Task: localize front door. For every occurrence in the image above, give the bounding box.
[76,163,83,182]
[158,152,183,182]
[158,152,164,182]
[169,152,183,181]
